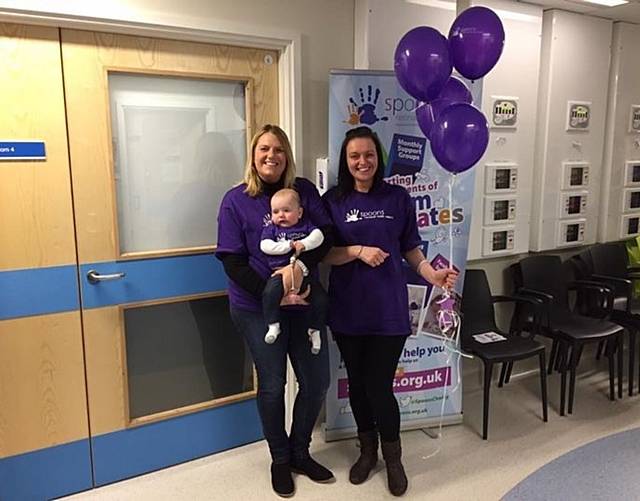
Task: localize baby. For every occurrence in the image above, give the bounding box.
[260,188,328,354]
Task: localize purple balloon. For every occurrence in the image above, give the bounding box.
[439,76,473,104]
[416,102,435,139]
[430,103,489,174]
[416,99,454,139]
[449,7,505,81]
[394,26,452,102]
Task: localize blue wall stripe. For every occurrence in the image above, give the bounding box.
[0,265,80,320]
[80,253,228,309]
[0,439,92,501]
[92,398,262,486]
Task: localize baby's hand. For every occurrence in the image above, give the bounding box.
[292,241,305,256]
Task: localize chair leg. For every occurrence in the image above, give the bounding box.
[498,363,508,388]
[548,339,558,375]
[607,339,615,401]
[629,329,637,397]
[559,342,568,417]
[505,361,514,384]
[618,333,624,399]
[568,342,581,415]
[539,350,548,422]
[596,340,604,360]
[555,342,568,372]
[482,362,494,440]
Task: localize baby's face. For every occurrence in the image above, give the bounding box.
[271,195,303,227]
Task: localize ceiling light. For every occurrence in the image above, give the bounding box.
[581,0,628,7]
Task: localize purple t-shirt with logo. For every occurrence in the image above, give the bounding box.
[216,178,331,312]
[260,219,319,269]
[323,182,421,336]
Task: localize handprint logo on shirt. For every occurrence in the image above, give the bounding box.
[276,232,288,242]
[348,85,389,125]
[345,209,361,223]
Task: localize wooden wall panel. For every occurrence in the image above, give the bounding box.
[0,23,77,271]
[0,311,88,458]
[61,29,279,263]
[82,307,128,435]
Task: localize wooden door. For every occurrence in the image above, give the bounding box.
[0,23,92,500]
[60,29,279,486]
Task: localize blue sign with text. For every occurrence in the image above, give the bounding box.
[0,141,46,160]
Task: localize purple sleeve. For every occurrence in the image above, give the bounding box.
[298,178,331,228]
[399,188,422,252]
[216,193,246,259]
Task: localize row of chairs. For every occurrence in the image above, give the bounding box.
[460,242,640,439]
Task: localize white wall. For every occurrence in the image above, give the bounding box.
[467,0,543,260]
[599,22,640,242]
[531,10,612,251]
[354,0,455,70]
[0,0,355,180]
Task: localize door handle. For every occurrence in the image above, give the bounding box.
[87,269,126,284]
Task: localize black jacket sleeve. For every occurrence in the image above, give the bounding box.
[219,253,267,299]
[297,224,334,269]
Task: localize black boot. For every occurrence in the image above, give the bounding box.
[349,430,379,484]
[290,455,335,483]
[270,462,294,497]
[381,439,408,496]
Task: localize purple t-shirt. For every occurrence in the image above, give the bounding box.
[260,219,319,269]
[323,182,422,336]
[216,178,331,312]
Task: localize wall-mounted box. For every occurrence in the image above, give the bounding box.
[620,214,640,238]
[484,162,518,194]
[622,188,640,213]
[484,196,517,225]
[557,219,586,247]
[482,226,515,256]
[624,160,640,187]
[562,161,590,190]
[559,191,588,218]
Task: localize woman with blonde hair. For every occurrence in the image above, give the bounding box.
[216,124,335,497]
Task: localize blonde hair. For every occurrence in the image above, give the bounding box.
[243,124,297,197]
[271,188,301,209]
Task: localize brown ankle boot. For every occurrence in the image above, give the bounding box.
[381,438,408,496]
[349,430,378,484]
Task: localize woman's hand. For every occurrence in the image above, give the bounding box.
[357,246,390,267]
[428,267,458,289]
[273,264,310,305]
[272,263,303,292]
[280,287,310,306]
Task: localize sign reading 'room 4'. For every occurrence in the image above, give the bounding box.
[0,141,46,160]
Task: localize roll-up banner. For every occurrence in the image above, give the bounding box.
[324,70,480,441]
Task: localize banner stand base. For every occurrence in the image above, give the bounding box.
[421,427,441,439]
[323,413,463,442]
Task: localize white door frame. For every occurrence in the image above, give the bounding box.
[0,7,302,428]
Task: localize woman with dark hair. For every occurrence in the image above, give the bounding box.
[216,124,335,497]
[323,126,457,496]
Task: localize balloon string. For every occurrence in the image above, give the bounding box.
[449,175,454,271]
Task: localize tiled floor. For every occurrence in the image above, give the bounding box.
[61,351,640,500]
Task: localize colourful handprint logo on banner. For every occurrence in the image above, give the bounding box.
[346,85,389,125]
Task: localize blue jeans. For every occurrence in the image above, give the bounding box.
[230,306,330,464]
